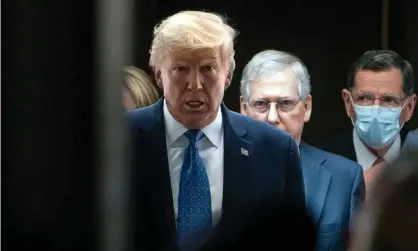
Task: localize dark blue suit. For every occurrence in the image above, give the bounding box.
[126,99,306,251]
[300,142,365,251]
[402,129,418,154]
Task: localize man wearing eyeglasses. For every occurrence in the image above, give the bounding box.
[321,50,416,190]
[240,50,365,251]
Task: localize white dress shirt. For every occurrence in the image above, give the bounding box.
[353,129,401,169]
[163,100,224,226]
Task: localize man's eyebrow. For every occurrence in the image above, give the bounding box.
[200,59,218,64]
[380,93,401,97]
[357,91,401,97]
[277,96,297,100]
[171,61,187,66]
[254,96,293,101]
[356,91,374,95]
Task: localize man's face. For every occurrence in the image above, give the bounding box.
[342,68,416,125]
[240,67,312,145]
[155,48,231,129]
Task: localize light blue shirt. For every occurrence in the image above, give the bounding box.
[163,100,224,226]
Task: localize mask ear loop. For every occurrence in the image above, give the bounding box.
[349,94,356,126]
[399,97,410,130]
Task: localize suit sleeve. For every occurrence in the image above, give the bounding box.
[126,118,152,251]
[285,137,306,210]
[134,183,152,250]
[402,130,418,154]
[349,164,365,228]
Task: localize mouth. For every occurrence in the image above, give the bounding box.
[185,101,204,109]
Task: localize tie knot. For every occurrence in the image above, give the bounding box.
[184,129,204,145]
[373,157,386,166]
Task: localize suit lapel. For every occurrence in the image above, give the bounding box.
[138,99,177,240]
[299,142,331,226]
[140,102,257,247]
[219,104,254,224]
[343,132,358,162]
[400,129,408,146]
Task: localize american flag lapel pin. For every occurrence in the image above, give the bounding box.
[241,147,249,157]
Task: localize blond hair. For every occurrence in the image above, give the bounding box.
[124,66,160,108]
[149,10,237,73]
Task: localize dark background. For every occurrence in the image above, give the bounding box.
[3,0,418,250]
[134,0,418,144]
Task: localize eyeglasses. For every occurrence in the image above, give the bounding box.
[249,98,301,113]
[351,93,408,108]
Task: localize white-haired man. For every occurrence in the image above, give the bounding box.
[126,11,306,251]
[240,50,365,251]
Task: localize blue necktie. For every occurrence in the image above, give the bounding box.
[177,129,212,250]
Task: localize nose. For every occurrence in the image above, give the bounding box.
[267,103,279,125]
[187,69,203,91]
[372,97,380,106]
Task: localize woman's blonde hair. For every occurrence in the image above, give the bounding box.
[149,10,237,73]
[124,66,160,108]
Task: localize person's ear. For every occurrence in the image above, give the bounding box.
[154,68,163,89]
[402,94,416,123]
[225,70,232,89]
[303,95,312,123]
[342,89,355,119]
[240,96,248,115]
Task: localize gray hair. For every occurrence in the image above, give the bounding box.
[240,50,311,102]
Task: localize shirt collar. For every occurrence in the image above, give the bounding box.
[163,99,223,148]
[353,129,401,169]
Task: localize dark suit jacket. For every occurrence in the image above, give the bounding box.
[402,129,418,154]
[300,142,365,251]
[319,130,408,162]
[126,99,306,251]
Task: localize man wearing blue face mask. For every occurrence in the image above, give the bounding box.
[321,50,416,191]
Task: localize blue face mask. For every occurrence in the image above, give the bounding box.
[352,104,405,149]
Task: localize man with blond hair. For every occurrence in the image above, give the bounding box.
[127,11,306,251]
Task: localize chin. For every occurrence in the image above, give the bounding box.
[180,114,211,129]
[183,120,206,130]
